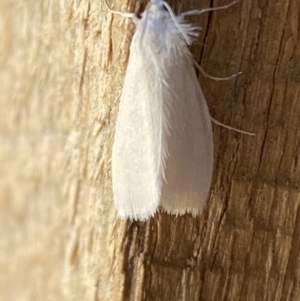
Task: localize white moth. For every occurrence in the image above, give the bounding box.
[109,0,243,220]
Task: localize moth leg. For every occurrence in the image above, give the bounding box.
[181,0,241,17]
[194,60,242,81]
[194,62,254,135]
[211,118,255,136]
[194,60,254,135]
[104,0,138,22]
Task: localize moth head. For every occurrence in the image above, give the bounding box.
[150,0,166,10]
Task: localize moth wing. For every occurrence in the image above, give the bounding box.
[111,47,162,220]
[160,56,214,216]
[112,9,213,219]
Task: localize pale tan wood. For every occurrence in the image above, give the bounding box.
[0,0,299,300]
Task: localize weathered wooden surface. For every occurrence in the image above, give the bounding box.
[0,0,299,300]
